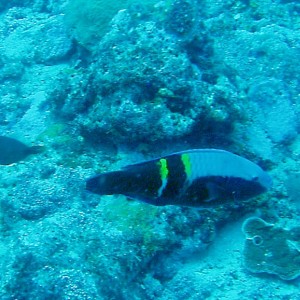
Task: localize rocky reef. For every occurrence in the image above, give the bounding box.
[0,0,300,299]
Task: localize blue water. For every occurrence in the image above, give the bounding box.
[0,0,299,299]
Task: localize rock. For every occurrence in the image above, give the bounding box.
[0,8,73,65]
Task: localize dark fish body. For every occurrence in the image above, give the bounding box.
[86,149,272,207]
[0,136,43,165]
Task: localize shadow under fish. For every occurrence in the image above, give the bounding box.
[86,149,272,207]
[0,136,43,165]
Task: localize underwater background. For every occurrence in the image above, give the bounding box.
[0,0,299,299]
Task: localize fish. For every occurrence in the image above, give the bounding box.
[86,149,272,207]
[0,136,43,165]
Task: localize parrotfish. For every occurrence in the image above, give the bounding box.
[86,149,272,207]
[0,136,43,165]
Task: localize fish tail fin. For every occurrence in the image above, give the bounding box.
[86,171,127,195]
[28,145,44,154]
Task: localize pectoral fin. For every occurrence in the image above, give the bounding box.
[204,182,223,202]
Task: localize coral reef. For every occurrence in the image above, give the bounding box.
[64,0,158,48]
[53,9,239,147]
[0,0,300,299]
[165,0,199,38]
[242,217,300,280]
[0,0,66,13]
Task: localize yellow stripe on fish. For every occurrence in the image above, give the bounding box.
[158,158,169,180]
[181,153,192,178]
[157,158,169,197]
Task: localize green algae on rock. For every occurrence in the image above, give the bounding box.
[242,217,300,280]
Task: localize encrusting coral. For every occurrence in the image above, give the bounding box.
[242,217,300,280]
